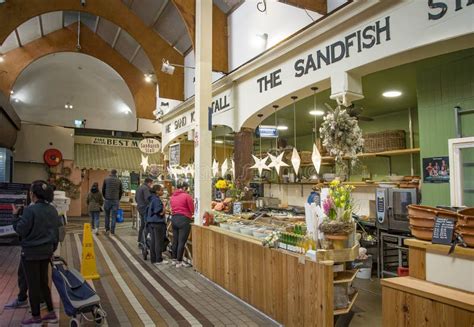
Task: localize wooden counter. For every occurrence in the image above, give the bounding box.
[382,277,474,326]
[193,225,335,327]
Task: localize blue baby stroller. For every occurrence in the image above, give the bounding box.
[52,256,106,327]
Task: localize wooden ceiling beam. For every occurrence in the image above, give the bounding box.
[0,23,156,119]
[171,0,229,73]
[278,0,327,15]
[0,0,184,100]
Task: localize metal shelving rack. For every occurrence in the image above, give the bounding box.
[377,231,410,278]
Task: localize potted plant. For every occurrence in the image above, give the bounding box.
[320,180,355,249]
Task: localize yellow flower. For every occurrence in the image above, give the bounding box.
[330,180,340,187]
[215,180,228,189]
[340,195,346,202]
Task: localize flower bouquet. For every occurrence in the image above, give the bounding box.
[319,180,355,248]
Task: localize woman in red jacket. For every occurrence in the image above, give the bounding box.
[170,181,194,267]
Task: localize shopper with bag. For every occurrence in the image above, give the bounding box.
[146,184,168,265]
[135,177,153,245]
[102,169,123,235]
[12,180,60,326]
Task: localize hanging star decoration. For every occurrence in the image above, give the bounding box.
[291,148,301,175]
[221,158,229,177]
[189,163,195,178]
[250,154,270,176]
[267,152,289,176]
[212,159,220,177]
[183,165,192,177]
[312,143,322,174]
[140,154,149,172]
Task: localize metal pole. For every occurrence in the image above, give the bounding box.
[408,108,414,176]
[454,106,461,138]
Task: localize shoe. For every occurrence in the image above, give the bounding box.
[93,228,99,235]
[4,298,28,309]
[176,261,191,268]
[42,311,58,323]
[21,316,42,327]
[105,230,110,235]
[171,259,178,264]
[111,231,115,235]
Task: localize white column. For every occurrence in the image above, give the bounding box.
[194,0,213,225]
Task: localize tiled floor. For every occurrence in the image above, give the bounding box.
[0,219,279,327]
[0,218,383,326]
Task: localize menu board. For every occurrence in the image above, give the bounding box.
[130,172,140,191]
[169,143,181,167]
[0,183,30,227]
[119,175,130,192]
[432,216,455,245]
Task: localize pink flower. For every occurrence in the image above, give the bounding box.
[322,197,333,216]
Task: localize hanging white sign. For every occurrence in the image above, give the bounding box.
[139,138,161,154]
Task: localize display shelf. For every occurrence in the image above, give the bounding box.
[334,291,359,316]
[333,269,359,284]
[317,244,360,262]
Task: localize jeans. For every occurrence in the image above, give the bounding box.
[171,215,191,262]
[104,199,119,233]
[149,223,166,263]
[138,208,147,243]
[90,211,100,230]
[22,258,53,317]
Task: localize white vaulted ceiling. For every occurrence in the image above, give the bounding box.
[11,52,137,132]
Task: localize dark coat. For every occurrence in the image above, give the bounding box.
[13,201,60,260]
[102,174,123,201]
[87,190,104,212]
[135,183,151,213]
[146,194,165,224]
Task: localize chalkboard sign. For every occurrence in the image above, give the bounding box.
[432,216,455,245]
[169,143,180,167]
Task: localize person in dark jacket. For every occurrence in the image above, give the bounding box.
[87,182,104,235]
[135,177,153,245]
[146,185,168,265]
[102,169,123,235]
[12,180,60,326]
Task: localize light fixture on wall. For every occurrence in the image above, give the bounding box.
[383,90,402,98]
[214,139,224,144]
[161,59,197,76]
[309,110,324,116]
[0,53,5,63]
[253,33,268,49]
[10,90,13,95]
[290,95,301,176]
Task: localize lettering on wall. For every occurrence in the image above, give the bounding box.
[90,137,139,148]
[428,0,473,20]
[165,91,233,136]
[294,16,391,78]
[257,69,282,93]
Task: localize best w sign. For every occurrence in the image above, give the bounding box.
[139,138,161,154]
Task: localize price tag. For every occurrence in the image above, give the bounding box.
[432,216,455,245]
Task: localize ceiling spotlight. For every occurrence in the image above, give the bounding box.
[10,90,14,95]
[383,90,402,98]
[0,54,5,63]
[161,60,175,75]
[13,98,19,103]
[214,139,224,144]
[65,103,73,109]
[276,125,288,131]
[309,110,325,116]
[144,73,155,83]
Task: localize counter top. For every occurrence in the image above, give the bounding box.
[381,277,474,312]
[405,238,474,259]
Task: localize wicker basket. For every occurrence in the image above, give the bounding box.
[363,130,406,153]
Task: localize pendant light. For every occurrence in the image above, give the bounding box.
[311,87,322,173]
[250,114,270,176]
[290,96,301,175]
[221,135,229,177]
[212,136,219,177]
[268,104,288,176]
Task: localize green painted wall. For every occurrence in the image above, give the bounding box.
[417,48,474,206]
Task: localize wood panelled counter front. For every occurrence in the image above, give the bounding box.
[192,225,334,327]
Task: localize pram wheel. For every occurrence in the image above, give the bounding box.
[69,317,80,327]
[93,307,106,326]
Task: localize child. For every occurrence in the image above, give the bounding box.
[87,182,104,234]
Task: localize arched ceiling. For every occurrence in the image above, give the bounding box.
[12,52,137,132]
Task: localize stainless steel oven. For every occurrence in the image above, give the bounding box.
[376,188,418,232]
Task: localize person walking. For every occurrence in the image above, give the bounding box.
[87,182,104,235]
[146,185,168,265]
[170,181,194,268]
[102,169,123,235]
[12,180,60,326]
[135,177,153,245]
